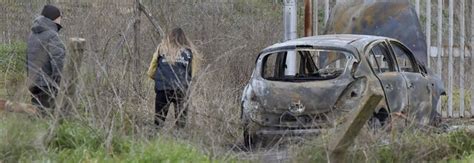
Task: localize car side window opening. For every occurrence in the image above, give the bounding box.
[367,43,395,74]
[262,52,280,79]
[390,42,418,73]
[261,49,349,81]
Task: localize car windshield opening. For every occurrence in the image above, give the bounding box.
[262,49,349,81]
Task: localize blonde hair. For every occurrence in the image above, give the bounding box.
[160,27,199,63]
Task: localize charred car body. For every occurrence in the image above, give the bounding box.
[241,34,445,145]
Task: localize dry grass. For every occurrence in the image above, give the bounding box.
[292,125,474,162]
[1,0,474,162]
[0,0,284,160]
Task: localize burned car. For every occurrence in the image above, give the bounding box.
[241,34,445,146]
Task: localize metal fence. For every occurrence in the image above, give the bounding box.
[313,0,474,118]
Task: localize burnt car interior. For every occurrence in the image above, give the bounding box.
[367,41,424,75]
[367,42,396,74]
[262,49,349,81]
[389,41,423,74]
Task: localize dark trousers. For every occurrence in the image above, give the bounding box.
[155,90,187,128]
[29,86,57,115]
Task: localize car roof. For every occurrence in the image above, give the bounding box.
[261,34,389,54]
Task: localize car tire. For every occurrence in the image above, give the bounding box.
[241,105,260,150]
[429,98,442,126]
[368,108,390,130]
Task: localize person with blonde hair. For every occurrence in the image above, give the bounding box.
[147,27,200,128]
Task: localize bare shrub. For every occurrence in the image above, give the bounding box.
[0,0,284,156]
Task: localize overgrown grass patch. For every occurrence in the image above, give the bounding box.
[293,129,474,162]
[0,42,26,74]
[0,114,221,162]
[0,42,27,99]
[0,113,48,162]
[441,89,472,115]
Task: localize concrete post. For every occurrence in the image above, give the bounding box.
[448,0,454,117]
[329,88,383,162]
[436,0,443,114]
[459,0,465,117]
[58,38,86,113]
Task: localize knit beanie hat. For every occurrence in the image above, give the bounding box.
[41,5,61,20]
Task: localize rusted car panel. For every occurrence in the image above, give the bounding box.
[241,35,445,146]
[325,0,427,65]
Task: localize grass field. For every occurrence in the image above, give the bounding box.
[0,113,232,162]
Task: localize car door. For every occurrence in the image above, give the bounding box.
[365,41,409,113]
[388,40,432,124]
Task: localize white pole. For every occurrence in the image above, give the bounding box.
[436,0,443,114]
[313,0,319,35]
[324,0,329,26]
[284,0,297,76]
[416,0,420,18]
[426,0,431,68]
[459,0,465,117]
[284,0,297,40]
[448,0,454,117]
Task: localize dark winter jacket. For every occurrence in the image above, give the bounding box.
[154,49,193,91]
[27,16,66,89]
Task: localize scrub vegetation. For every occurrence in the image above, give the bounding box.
[0,0,473,162]
[0,113,217,162]
[292,128,474,162]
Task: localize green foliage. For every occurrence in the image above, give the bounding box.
[0,42,27,73]
[294,130,474,162]
[441,89,472,114]
[119,138,211,162]
[447,131,474,157]
[49,121,105,151]
[0,42,27,98]
[0,114,48,162]
[0,115,217,162]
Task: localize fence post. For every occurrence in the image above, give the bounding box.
[459,0,465,117]
[58,38,86,114]
[426,0,431,68]
[329,91,383,162]
[313,0,318,35]
[415,0,420,18]
[447,0,454,117]
[324,0,329,26]
[436,0,443,114]
[471,0,474,117]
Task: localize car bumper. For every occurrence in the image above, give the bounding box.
[256,128,324,137]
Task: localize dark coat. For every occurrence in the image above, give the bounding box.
[27,16,65,89]
[154,49,193,91]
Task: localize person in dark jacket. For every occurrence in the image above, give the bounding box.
[147,28,201,128]
[27,5,66,113]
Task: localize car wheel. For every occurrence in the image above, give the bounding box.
[241,103,261,150]
[429,98,442,126]
[368,108,390,130]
